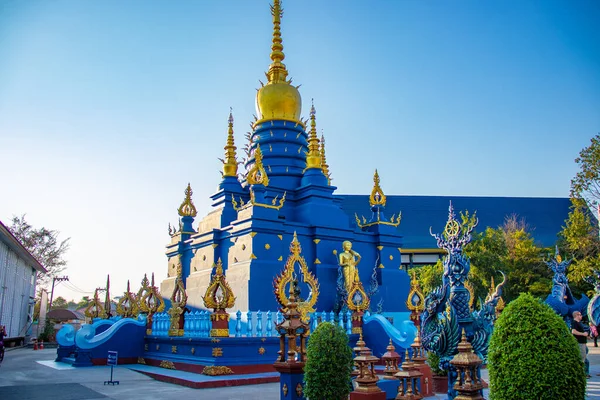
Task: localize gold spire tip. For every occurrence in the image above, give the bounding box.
[178,183,198,217]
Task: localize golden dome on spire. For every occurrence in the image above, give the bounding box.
[255,0,302,125]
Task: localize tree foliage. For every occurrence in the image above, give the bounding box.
[51,296,68,309]
[571,133,600,211]
[304,322,353,400]
[558,198,600,297]
[9,215,70,287]
[488,293,586,400]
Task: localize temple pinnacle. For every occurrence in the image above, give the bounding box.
[222,108,238,177]
[369,170,386,207]
[267,0,287,83]
[305,99,322,170]
[320,133,331,185]
[177,183,198,217]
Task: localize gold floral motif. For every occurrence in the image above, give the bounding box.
[212,348,223,357]
[210,329,230,337]
[177,183,197,217]
[137,357,146,365]
[138,273,165,317]
[211,338,221,343]
[202,366,234,376]
[465,280,475,309]
[265,243,271,250]
[171,346,177,354]
[249,188,286,210]
[295,383,303,397]
[203,259,236,311]
[159,360,176,370]
[258,347,266,355]
[273,232,320,323]
[282,383,288,396]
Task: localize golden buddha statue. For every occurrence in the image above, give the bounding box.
[339,241,362,292]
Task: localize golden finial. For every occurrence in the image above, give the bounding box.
[369,169,386,207]
[304,100,322,170]
[320,133,331,185]
[488,276,496,296]
[289,231,302,256]
[178,183,198,217]
[247,145,270,186]
[255,0,302,125]
[223,108,238,177]
[267,0,287,84]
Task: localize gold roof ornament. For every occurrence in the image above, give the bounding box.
[178,183,198,218]
[168,262,188,336]
[104,275,111,317]
[347,269,370,312]
[369,169,387,207]
[249,188,286,210]
[222,109,238,178]
[304,100,321,171]
[406,271,425,312]
[85,288,107,319]
[203,259,236,310]
[140,273,165,315]
[320,134,331,185]
[255,0,302,125]
[117,280,139,318]
[246,145,269,186]
[273,232,320,323]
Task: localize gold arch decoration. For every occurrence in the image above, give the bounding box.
[168,262,188,336]
[85,288,107,319]
[140,273,166,315]
[246,145,269,186]
[136,274,151,313]
[116,280,139,318]
[203,259,236,310]
[347,269,370,312]
[369,169,386,207]
[178,183,198,217]
[273,232,319,323]
[406,271,425,313]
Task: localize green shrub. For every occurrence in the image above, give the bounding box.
[38,319,55,342]
[304,322,353,400]
[427,351,447,376]
[488,293,586,400]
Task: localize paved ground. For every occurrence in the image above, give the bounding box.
[1,345,600,399]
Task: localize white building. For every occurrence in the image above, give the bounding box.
[0,220,46,343]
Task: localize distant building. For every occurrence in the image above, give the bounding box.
[0,220,46,343]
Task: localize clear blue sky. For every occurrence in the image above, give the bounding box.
[1,0,598,301]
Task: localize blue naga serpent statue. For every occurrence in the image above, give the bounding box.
[586,270,600,326]
[545,246,589,327]
[421,203,505,398]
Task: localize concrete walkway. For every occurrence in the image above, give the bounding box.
[1,346,599,399]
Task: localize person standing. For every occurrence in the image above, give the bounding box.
[572,311,591,378]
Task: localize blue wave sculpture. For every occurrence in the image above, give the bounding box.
[363,313,417,358]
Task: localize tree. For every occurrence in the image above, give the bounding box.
[558,198,600,297]
[9,215,70,287]
[571,133,600,212]
[77,296,91,310]
[488,293,585,399]
[304,322,353,400]
[51,296,68,309]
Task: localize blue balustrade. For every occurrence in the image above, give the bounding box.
[321,310,327,323]
[247,311,253,337]
[235,310,242,337]
[256,310,263,337]
[266,311,272,337]
[346,310,352,335]
[329,310,335,323]
[338,311,345,329]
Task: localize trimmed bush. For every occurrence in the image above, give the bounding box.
[488,293,586,400]
[304,322,353,400]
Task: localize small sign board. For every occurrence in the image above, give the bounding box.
[107,351,118,366]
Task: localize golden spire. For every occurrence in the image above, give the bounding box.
[267,0,287,84]
[178,183,198,217]
[223,108,238,177]
[320,133,331,184]
[369,170,387,207]
[255,0,302,124]
[246,145,269,186]
[305,100,322,170]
